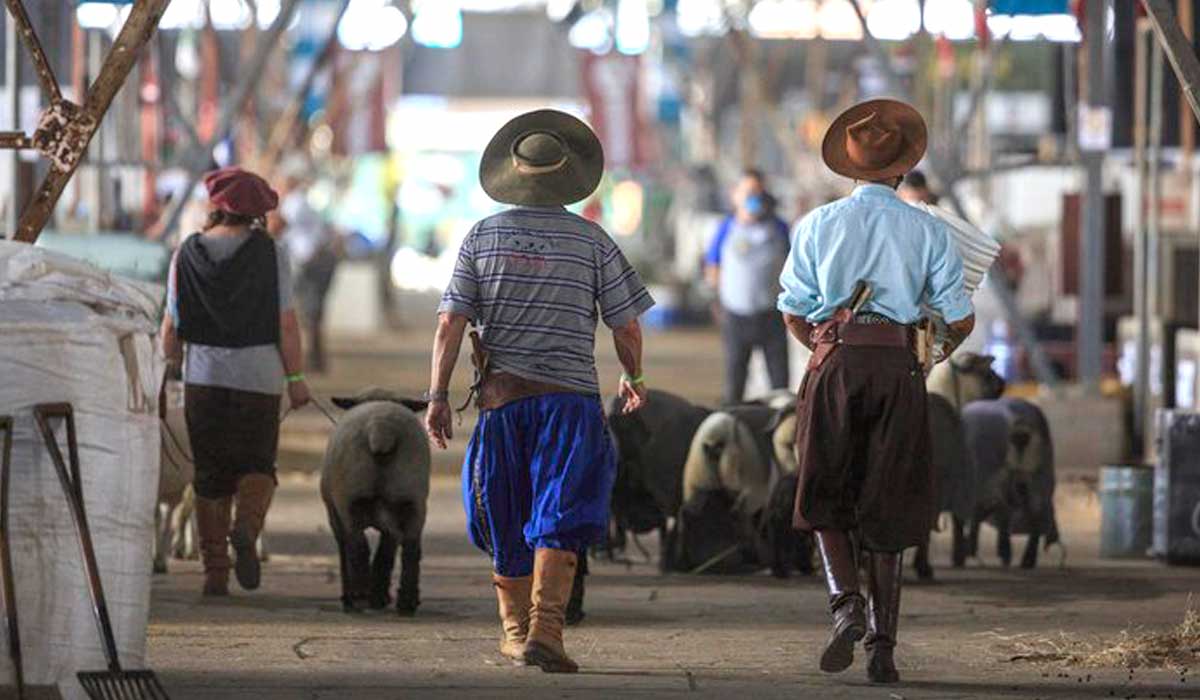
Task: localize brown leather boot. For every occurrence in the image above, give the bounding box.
[815,530,866,673]
[865,551,903,684]
[195,496,232,597]
[523,549,579,673]
[231,474,275,591]
[493,574,532,665]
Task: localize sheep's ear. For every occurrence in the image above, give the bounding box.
[331,397,359,410]
[400,399,430,413]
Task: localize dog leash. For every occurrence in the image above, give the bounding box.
[279,393,340,427]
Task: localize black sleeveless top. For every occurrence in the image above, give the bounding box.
[176,230,281,348]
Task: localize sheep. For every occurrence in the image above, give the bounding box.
[911,393,977,580]
[929,353,1060,570]
[606,390,712,565]
[324,388,430,615]
[962,398,1059,569]
[671,411,772,573]
[156,379,196,574]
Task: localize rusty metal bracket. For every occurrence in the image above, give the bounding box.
[0,0,170,244]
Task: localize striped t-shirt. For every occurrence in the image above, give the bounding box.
[438,205,655,395]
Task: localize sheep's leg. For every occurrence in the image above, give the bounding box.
[153,502,170,575]
[796,532,815,576]
[369,531,397,609]
[1020,529,1041,569]
[396,538,421,616]
[914,536,934,581]
[967,513,983,560]
[566,551,587,626]
[326,504,361,613]
[658,525,670,573]
[951,516,967,568]
[768,523,790,579]
[995,514,1013,568]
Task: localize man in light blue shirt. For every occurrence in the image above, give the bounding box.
[779,99,975,686]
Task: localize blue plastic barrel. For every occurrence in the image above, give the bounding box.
[1099,464,1155,558]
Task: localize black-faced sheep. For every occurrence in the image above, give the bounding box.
[930,354,1059,570]
[324,388,430,614]
[671,411,772,573]
[912,393,977,580]
[606,390,712,564]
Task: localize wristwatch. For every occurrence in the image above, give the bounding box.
[424,389,449,403]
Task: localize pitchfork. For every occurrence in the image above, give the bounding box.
[33,404,170,700]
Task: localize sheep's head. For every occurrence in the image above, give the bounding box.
[769,409,799,475]
[332,387,429,413]
[929,353,1006,406]
[1002,416,1046,513]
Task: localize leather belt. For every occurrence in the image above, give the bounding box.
[807,320,914,372]
[476,371,571,411]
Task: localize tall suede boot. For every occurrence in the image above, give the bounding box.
[195,496,232,597]
[231,473,275,591]
[865,551,903,683]
[815,529,867,673]
[493,574,532,664]
[523,549,579,673]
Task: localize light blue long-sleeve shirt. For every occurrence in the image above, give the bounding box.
[777,184,973,323]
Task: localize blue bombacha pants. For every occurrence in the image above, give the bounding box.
[462,393,616,578]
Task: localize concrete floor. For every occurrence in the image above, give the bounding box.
[146,329,1200,699]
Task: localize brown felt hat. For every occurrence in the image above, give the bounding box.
[821,99,927,181]
[480,109,604,207]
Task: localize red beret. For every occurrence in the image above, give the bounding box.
[203,167,279,218]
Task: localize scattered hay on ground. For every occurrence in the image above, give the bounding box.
[995,607,1200,670]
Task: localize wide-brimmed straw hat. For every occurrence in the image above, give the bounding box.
[480,109,604,207]
[821,99,927,181]
[203,167,279,217]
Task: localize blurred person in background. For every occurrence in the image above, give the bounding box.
[160,167,312,598]
[898,169,938,206]
[272,157,339,374]
[704,168,791,405]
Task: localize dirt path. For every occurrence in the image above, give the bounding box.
[146,330,1200,699]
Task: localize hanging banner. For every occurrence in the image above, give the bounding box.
[580,52,647,171]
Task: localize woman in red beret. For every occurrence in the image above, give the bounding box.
[159,167,312,597]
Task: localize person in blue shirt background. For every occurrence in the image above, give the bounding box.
[778,100,975,686]
[704,168,791,405]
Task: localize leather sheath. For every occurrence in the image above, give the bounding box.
[477,371,571,411]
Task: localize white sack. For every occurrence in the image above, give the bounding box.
[0,241,162,699]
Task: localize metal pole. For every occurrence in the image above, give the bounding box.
[1149,35,1165,411]
[1077,0,1108,394]
[1134,20,1150,455]
[4,9,18,238]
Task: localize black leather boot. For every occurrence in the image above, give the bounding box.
[815,530,866,673]
[865,550,903,683]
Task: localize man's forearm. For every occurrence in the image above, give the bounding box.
[782,313,816,350]
[942,314,976,359]
[431,313,469,393]
[612,319,643,378]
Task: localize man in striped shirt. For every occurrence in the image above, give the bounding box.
[425,110,653,673]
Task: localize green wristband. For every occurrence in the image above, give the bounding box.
[286,373,306,383]
[622,372,645,385]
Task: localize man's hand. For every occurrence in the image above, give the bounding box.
[287,379,312,410]
[618,376,648,414]
[425,399,453,449]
